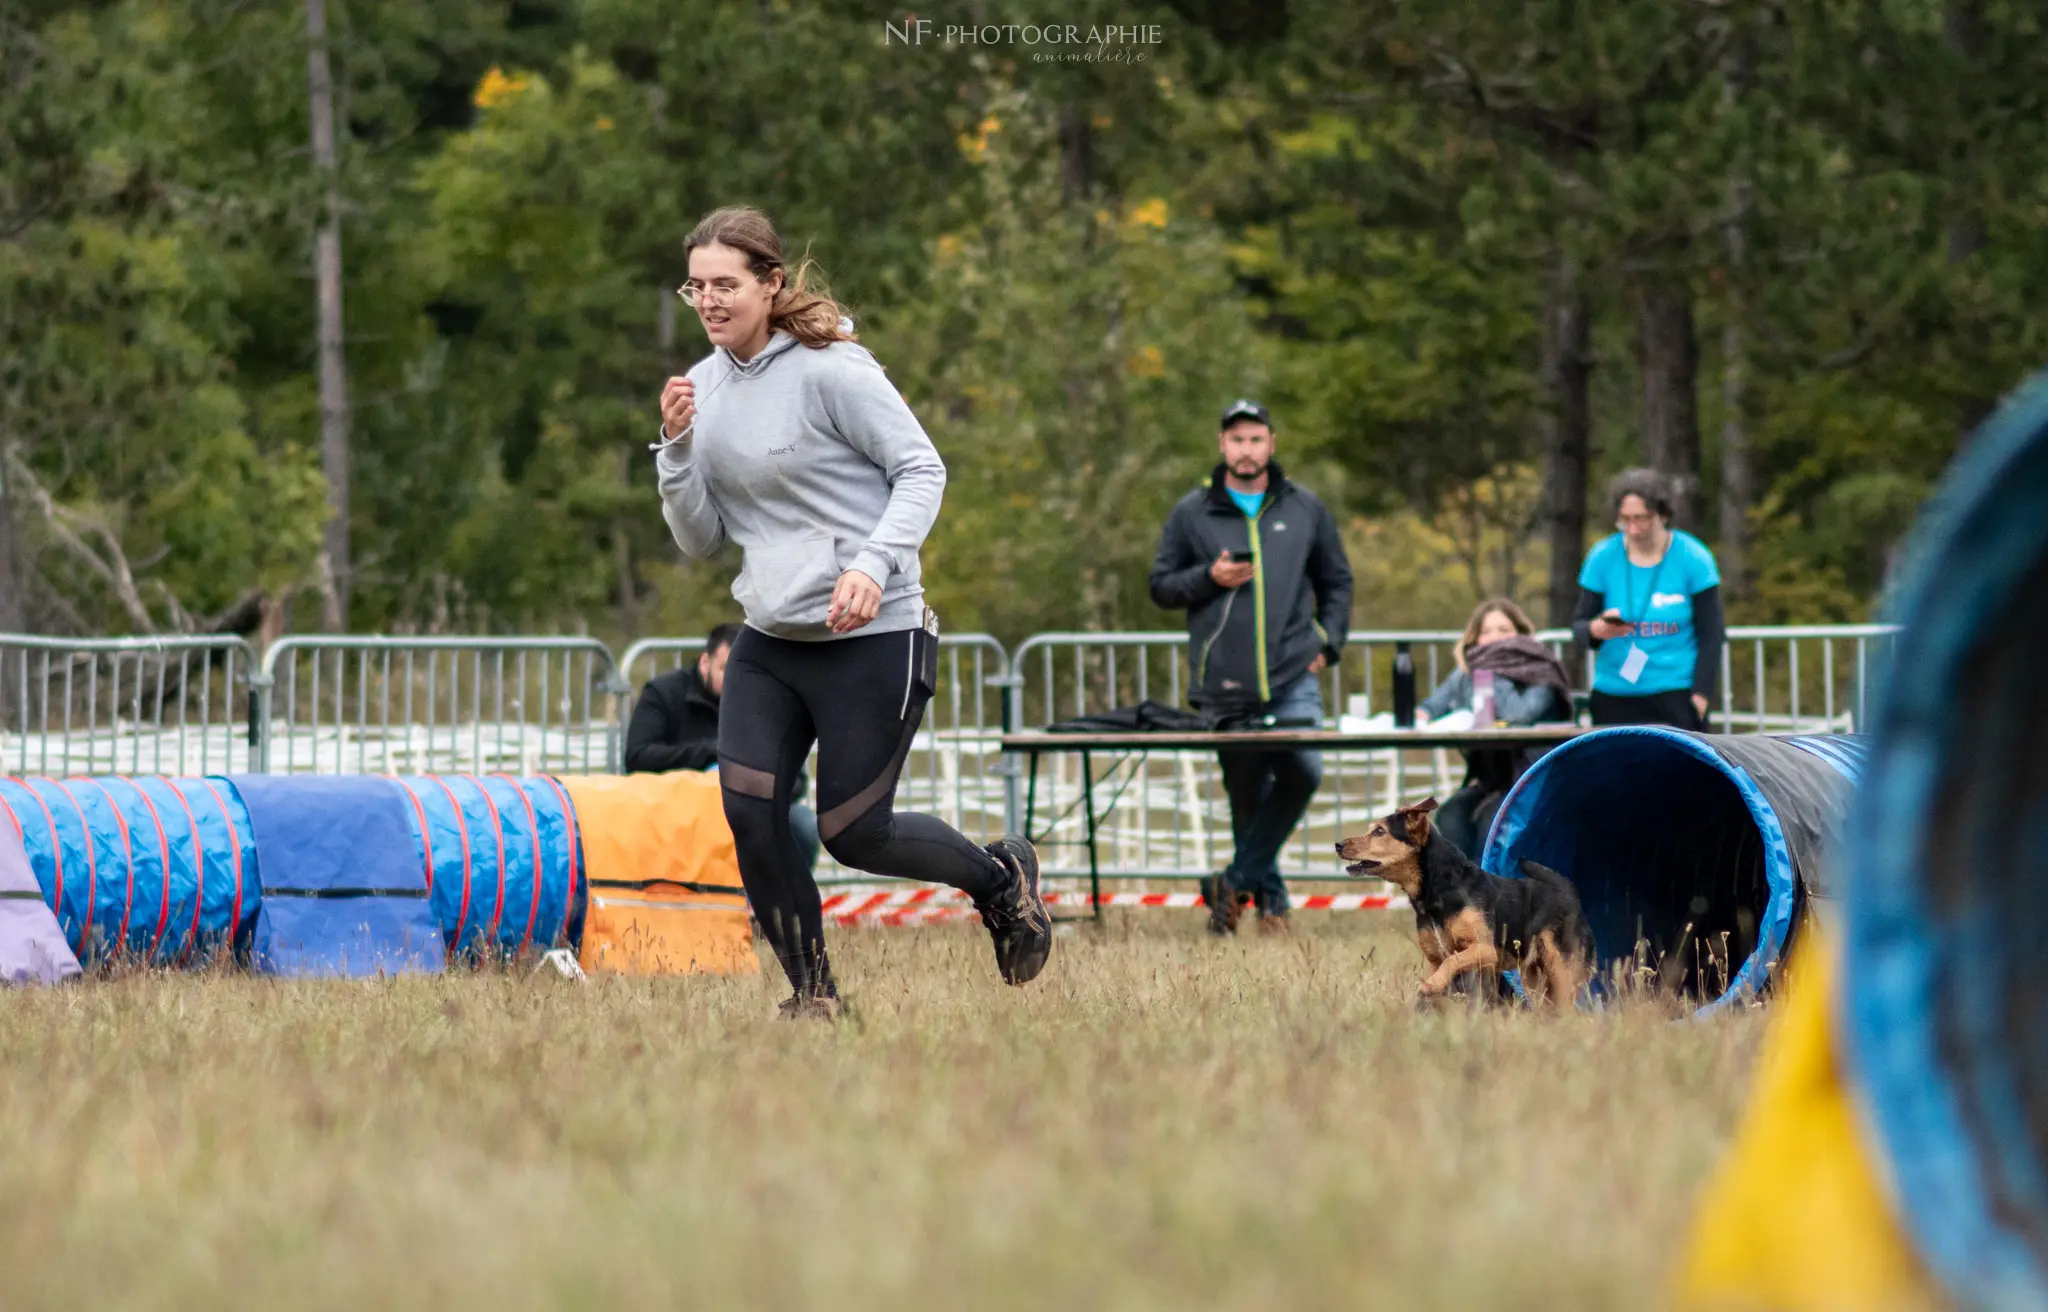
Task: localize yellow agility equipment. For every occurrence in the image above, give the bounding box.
[1679,371,2048,1309]
[1675,940,1937,1309]
[558,772,759,977]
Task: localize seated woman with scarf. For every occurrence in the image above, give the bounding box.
[1413,598,1575,856]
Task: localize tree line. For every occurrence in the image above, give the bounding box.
[2,0,2042,647]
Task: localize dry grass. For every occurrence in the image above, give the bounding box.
[0,914,1762,1311]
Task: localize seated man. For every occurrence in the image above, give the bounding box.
[624,622,820,874]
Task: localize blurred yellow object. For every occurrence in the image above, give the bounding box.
[558,772,759,977]
[1675,938,1937,1309]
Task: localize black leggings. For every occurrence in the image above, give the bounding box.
[717,624,1004,996]
[1590,687,1708,731]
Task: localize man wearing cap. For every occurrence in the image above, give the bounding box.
[1148,399,1354,935]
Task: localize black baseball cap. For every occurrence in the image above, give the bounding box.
[1219,398,1272,429]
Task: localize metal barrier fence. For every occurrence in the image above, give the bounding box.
[1010,626,1898,735]
[619,634,1015,875]
[1007,631,1467,882]
[257,636,626,775]
[1005,625,1898,881]
[1,634,260,776]
[0,622,1897,885]
[1718,624,1899,734]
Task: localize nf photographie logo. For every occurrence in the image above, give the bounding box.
[885,18,1163,62]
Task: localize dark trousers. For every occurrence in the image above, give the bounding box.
[1433,783,1502,861]
[1215,675,1324,915]
[1590,687,1708,732]
[718,626,1003,997]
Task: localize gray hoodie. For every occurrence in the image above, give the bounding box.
[656,330,944,641]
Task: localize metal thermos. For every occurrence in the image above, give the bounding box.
[1393,642,1416,728]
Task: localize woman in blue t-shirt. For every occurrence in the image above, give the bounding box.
[1571,469,1726,729]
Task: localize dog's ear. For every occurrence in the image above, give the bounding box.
[1393,797,1438,843]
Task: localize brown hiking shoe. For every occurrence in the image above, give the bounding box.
[1201,875,1244,936]
[1257,911,1295,937]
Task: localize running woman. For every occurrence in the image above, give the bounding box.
[653,206,1051,1018]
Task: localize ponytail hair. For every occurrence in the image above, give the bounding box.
[684,205,855,350]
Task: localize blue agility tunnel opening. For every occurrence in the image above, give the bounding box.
[1483,728,1784,1007]
[1482,728,1862,1010]
[1840,369,2048,1307]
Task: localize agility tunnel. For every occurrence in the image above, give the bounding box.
[0,770,753,981]
[1480,729,1865,1009]
[0,802,79,984]
[233,775,445,976]
[390,774,580,959]
[1678,368,2048,1308]
[0,775,258,965]
[559,772,756,978]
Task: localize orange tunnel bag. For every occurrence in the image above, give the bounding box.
[556,773,760,977]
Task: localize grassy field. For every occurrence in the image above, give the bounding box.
[0,913,1763,1311]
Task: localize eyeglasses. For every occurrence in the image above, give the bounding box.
[1617,512,1659,527]
[676,275,758,309]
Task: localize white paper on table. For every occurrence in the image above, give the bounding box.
[1336,709,1474,734]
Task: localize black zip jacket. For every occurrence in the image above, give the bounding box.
[1148,462,1353,713]
[624,667,721,773]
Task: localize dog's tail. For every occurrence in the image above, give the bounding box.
[1519,858,1575,891]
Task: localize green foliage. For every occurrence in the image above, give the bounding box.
[1,1,325,629]
[3,0,2043,638]
[880,88,1268,641]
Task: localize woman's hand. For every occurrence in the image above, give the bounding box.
[659,376,696,440]
[1692,693,1710,722]
[1589,608,1632,642]
[827,569,883,634]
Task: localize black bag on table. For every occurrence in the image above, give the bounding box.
[1043,700,1220,734]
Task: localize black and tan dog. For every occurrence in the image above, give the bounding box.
[1335,798,1594,1009]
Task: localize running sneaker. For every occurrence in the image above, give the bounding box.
[980,834,1054,985]
[776,992,842,1022]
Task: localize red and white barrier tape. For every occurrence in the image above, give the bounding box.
[819,885,1407,925]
